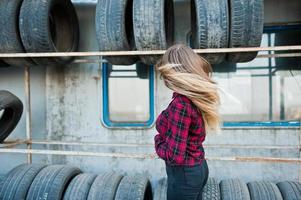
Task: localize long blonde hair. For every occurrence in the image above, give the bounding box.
[156,44,220,131]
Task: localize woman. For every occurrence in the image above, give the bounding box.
[154,44,220,200]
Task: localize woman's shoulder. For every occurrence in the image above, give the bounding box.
[173,92,192,104]
[171,92,194,111]
[172,92,200,116]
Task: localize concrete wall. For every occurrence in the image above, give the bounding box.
[0,0,301,190]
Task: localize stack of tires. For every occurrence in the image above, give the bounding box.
[153,177,301,200]
[0,0,79,67]
[0,91,23,143]
[95,0,264,70]
[0,164,153,200]
[95,0,174,67]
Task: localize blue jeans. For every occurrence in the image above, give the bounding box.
[165,160,209,200]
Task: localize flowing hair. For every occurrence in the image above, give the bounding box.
[156,44,220,131]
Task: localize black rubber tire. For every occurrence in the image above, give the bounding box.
[0,164,46,200]
[0,0,35,67]
[202,178,221,200]
[136,62,150,79]
[26,165,81,200]
[248,181,283,200]
[0,90,23,143]
[212,61,237,73]
[95,0,138,65]
[0,174,5,182]
[275,30,301,70]
[220,179,250,200]
[277,181,301,200]
[0,59,10,68]
[153,178,167,200]
[191,0,229,64]
[63,173,97,200]
[19,0,79,66]
[115,175,153,200]
[227,0,264,63]
[133,0,174,65]
[87,172,123,200]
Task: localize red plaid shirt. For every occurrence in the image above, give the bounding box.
[154,92,206,166]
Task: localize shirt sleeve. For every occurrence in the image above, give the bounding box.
[154,133,167,159]
[154,109,168,159]
[164,101,191,165]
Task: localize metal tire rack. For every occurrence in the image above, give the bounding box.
[0,46,301,164]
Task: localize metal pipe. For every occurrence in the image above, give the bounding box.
[0,140,27,148]
[24,66,32,164]
[0,46,301,58]
[27,140,300,150]
[0,148,300,163]
[268,34,273,121]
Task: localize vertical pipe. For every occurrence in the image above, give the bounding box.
[24,65,32,163]
[280,77,285,120]
[268,34,273,120]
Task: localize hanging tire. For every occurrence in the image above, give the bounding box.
[277,181,301,200]
[63,173,97,200]
[275,30,301,70]
[115,175,153,200]
[0,0,35,67]
[153,178,167,200]
[220,179,250,200]
[212,61,237,73]
[227,0,264,63]
[202,178,221,200]
[248,181,283,200]
[95,0,138,65]
[0,60,10,68]
[191,0,229,64]
[26,165,81,200]
[19,0,79,66]
[136,62,150,79]
[0,90,23,143]
[133,0,174,65]
[0,164,46,200]
[87,172,123,200]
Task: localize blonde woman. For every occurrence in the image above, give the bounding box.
[154,44,220,200]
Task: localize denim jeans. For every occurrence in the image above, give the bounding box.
[165,160,209,200]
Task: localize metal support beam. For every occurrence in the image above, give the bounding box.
[24,66,32,164]
[1,46,301,58]
[0,148,300,163]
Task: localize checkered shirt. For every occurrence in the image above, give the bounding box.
[154,92,206,166]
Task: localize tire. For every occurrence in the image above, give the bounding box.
[133,0,174,65]
[0,164,46,200]
[136,62,149,79]
[0,90,23,143]
[212,61,237,73]
[277,181,301,200]
[275,30,301,70]
[26,165,81,200]
[115,175,153,200]
[0,60,10,68]
[191,0,229,64]
[227,0,264,63]
[248,181,283,200]
[63,173,97,200]
[19,0,79,66]
[0,174,5,182]
[87,172,123,200]
[153,178,167,200]
[0,0,35,67]
[95,0,138,65]
[202,178,221,200]
[220,179,250,200]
